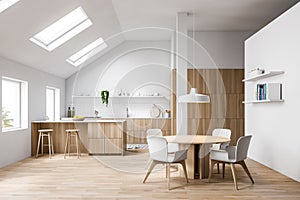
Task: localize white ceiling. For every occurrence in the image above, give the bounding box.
[0,0,298,78]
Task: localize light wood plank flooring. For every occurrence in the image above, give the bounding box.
[0,153,300,199]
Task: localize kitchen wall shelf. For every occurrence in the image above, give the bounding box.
[72,95,166,99]
[243,99,284,104]
[243,71,284,82]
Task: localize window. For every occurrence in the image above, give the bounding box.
[29,7,92,51]
[2,77,28,131]
[46,87,60,121]
[0,0,19,13]
[66,37,107,66]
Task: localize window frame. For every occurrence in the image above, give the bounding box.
[2,76,28,132]
[46,86,60,121]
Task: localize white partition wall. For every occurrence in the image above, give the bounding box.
[245,2,300,182]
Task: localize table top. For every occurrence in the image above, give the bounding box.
[164,135,230,144]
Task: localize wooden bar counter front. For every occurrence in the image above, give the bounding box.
[31,120,127,156]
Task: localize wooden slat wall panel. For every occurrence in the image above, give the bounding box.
[187,69,244,144]
[187,69,244,178]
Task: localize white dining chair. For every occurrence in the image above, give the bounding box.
[146,129,178,153]
[210,128,231,175]
[208,135,254,190]
[143,136,189,190]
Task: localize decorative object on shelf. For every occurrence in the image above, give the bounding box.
[101,90,109,106]
[248,68,265,77]
[150,104,161,118]
[256,83,282,101]
[164,109,171,118]
[243,69,284,104]
[243,71,284,82]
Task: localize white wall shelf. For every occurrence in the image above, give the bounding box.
[72,95,167,99]
[243,99,284,104]
[243,71,284,82]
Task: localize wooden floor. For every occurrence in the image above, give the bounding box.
[0,153,300,199]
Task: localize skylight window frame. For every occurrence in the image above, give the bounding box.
[66,37,107,67]
[0,0,20,13]
[29,7,92,51]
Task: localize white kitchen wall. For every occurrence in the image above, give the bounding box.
[245,2,300,182]
[66,41,171,118]
[188,31,253,69]
[0,56,65,168]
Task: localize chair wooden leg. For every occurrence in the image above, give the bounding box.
[222,163,225,179]
[217,163,220,174]
[230,163,238,190]
[180,161,189,183]
[143,160,157,183]
[64,132,69,159]
[208,160,217,183]
[240,160,254,184]
[167,163,171,190]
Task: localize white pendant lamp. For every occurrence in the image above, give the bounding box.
[178,12,210,104]
[179,88,210,103]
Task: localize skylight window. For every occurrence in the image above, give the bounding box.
[30,7,92,51]
[0,0,19,13]
[66,37,107,67]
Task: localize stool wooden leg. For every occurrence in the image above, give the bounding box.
[68,134,71,156]
[75,133,79,159]
[64,132,69,159]
[48,133,51,159]
[41,134,44,156]
[36,133,41,158]
[77,132,81,157]
[51,135,54,155]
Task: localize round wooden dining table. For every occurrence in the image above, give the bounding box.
[164,135,231,179]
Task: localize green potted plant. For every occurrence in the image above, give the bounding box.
[101,90,109,107]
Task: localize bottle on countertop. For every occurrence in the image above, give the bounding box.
[71,107,75,117]
[67,107,71,117]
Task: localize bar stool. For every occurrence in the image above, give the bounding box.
[36,129,54,158]
[64,129,81,159]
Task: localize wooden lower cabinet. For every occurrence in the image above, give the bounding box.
[126,118,172,144]
[31,121,126,156]
[88,139,105,154]
[105,139,122,154]
[88,122,126,155]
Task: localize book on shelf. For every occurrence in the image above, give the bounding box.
[256,83,282,101]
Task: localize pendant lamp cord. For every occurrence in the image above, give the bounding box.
[192,11,196,87]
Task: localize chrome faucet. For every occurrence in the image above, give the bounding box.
[126,107,129,118]
[94,110,99,118]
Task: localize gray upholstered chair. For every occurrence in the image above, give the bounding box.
[143,136,189,190]
[208,135,254,190]
[210,129,231,175]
